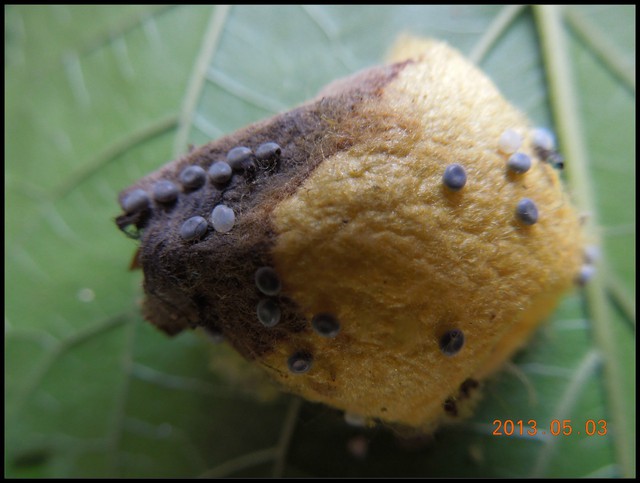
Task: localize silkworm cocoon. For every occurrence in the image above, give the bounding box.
[115,37,585,430]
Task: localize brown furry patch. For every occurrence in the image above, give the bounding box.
[116,61,409,360]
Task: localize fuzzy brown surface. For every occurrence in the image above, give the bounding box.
[116,61,407,360]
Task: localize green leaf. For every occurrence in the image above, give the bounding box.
[5,5,635,477]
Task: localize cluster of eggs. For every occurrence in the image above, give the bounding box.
[120,142,283,240]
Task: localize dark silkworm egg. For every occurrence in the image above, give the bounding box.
[254,267,281,296]
[311,313,341,338]
[507,152,532,174]
[440,329,465,356]
[115,37,585,430]
[120,188,149,213]
[226,146,253,170]
[255,142,282,162]
[515,198,539,225]
[576,264,597,286]
[288,351,313,374]
[442,163,467,191]
[208,161,232,184]
[152,180,179,204]
[179,165,206,190]
[179,216,208,241]
[257,299,281,328]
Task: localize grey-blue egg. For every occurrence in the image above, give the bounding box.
[255,142,282,161]
[311,313,340,338]
[440,329,464,356]
[531,127,556,153]
[443,163,467,191]
[179,216,208,241]
[576,264,596,286]
[226,146,253,170]
[507,153,532,174]
[179,165,206,190]
[152,180,179,203]
[208,161,232,184]
[121,188,150,213]
[210,204,235,233]
[515,198,539,225]
[255,267,281,296]
[257,299,281,328]
[287,351,313,374]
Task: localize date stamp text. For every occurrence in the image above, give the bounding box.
[492,419,607,436]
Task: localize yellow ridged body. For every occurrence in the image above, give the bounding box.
[256,39,584,428]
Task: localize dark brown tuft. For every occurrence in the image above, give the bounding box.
[116,61,411,361]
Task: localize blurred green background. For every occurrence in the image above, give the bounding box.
[5,5,635,477]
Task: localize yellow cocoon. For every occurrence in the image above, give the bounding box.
[118,37,585,431]
[259,38,584,428]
